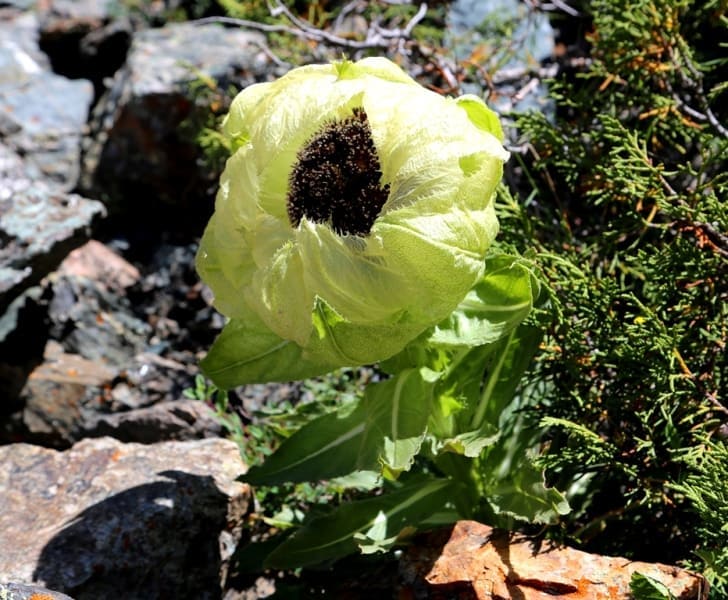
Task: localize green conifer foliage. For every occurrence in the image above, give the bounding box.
[504,0,727,589]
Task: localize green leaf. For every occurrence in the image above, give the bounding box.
[353,510,404,554]
[242,400,372,485]
[630,572,676,600]
[473,372,570,525]
[329,470,381,491]
[470,324,543,430]
[264,478,455,568]
[242,368,434,485]
[480,453,570,524]
[428,254,538,348]
[433,422,501,458]
[380,253,539,376]
[378,368,437,478]
[200,317,335,387]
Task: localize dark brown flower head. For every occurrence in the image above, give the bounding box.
[287,108,390,237]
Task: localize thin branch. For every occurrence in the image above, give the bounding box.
[192,15,304,36]
[247,37,291,70]
[529,0,582,17]
[669,41,728,138]
[400,2,428,38]
[512,77,541,103]
[196,0,429,52]
[332,0,364,32]
[268,0,428,51]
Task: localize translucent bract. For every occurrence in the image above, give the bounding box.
[196,57,509,387]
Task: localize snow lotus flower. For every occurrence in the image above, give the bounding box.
[196,57,509,387]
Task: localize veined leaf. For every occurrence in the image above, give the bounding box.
[380,253,539,376]
[428,324,542,440]
[630,572,676,600]
[474,382,570,525]
[241,400,373,485]
[470,324,543,430]
[378,368,436,478]
[482,453,570,524]
[242,368,434,485]
[427,254,538,347]
[201,316,336,387]
[433,422,501,458]
[264,478,455,568]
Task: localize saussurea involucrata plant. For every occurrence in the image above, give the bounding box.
[196,57,568,568]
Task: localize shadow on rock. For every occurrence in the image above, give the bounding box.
[34,470,229,600]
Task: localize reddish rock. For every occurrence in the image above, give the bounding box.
[400,520,708,599]
[57,239,140,292]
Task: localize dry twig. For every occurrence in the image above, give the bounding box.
[194,1,429,54]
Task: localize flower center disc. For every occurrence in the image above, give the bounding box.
[287,108,390,237]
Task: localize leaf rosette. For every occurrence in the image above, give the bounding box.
[197,57,509,387]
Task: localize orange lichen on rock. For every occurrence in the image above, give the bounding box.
[401,520,708,600]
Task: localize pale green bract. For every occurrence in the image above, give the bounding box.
[197,57,509,387]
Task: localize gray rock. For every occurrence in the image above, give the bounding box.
[84,398,223,443]
[0,174,105,409]
[14,341,216,447]
[38,0,133,100]
[0,1,38,10]
[0,286,47,410]
[40,0,128,22]
[2,239,214,446]
[44,272,149,365]
[0,582,74,600]
[0,174,106,315]
[0,12,94,189]
[0,11,50,74]
[0,239,135,431]
[80,22,271,232]
[0,141,26,179]
[0,437,251,599]
[0,74,93,186]
[17,340,120,446]
[445,0,555,115]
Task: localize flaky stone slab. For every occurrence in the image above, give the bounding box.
[400,520,708,599]
[0,437,250,599]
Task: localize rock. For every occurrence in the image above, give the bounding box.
[0,437,251,599]
[0,11,94,189]
[2,240,219,447]
[126,242,223,348]
[0,154,105,417]
[57,239,141,293]
[84,398,223,443]
[400,520,708,599]
[44,272,149,365]
[0,139,27,179]
[17,340,119,446]
[14,340,219,447]
[38,0,133,100]
[0,582,74,600]
[39,0,128,24]
[0,286,48,420]
[0,166,106,315]
[0,11,50,73]
[0,74,93,186]
[445,0,555,115]
[80,22,272,236]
